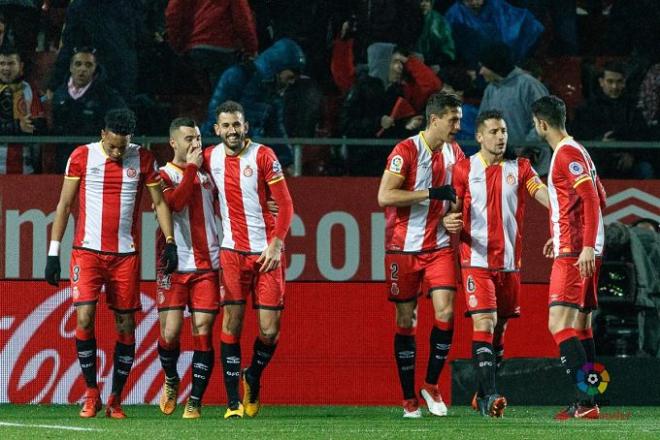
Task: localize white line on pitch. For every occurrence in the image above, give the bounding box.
[0,421,103,432]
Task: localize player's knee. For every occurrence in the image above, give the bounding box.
[396,314,416,329]
[473,316,495,333]
[434,308,453,324]
[259,331,279,345]
[76,315,94,331]
[160,328,180,345]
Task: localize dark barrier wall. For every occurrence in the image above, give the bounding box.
[1,281,556,405]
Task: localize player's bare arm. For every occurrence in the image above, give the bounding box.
[542,238,554,259]
[377,170,430,207]
[45,177,81,286]
[257,177,293,273]
[149,184,175,239]
[51,177,80,243]
[442,198,463,234]
[533,185,550,208]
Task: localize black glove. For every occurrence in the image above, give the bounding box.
[428,185,456,203]
[45,256,61,286]
[161,242,178,274]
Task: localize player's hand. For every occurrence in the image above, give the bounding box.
[256,238,283,273]
[186,145,203,168]
[267,199,279,214]
[428,185,456,203]
[19,115,35,134]
[542,238,554,258]
[442,212,463,233]
[575,246,595,278]
[162,242,178,274]
[45,256,61,286]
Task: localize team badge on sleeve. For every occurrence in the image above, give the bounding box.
[389,155,404,173]
[569,161,584,176]
[272,160,283,175]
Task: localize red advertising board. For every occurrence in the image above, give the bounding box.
[0,176,658,283]
[0,281,556,405]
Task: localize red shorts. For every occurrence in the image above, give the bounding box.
[70,248,140,312]
[548,257,601,311]
[156,270,220,313]
[220,250,285,310]
[462,268,521,318]
[386,247,457,302]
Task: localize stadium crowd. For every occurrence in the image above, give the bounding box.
[1,0,659,177]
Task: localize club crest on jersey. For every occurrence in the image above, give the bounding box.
[126,167,138,178]
[243,165,254,177]
[72,286,79,300]
[390,283,400,296]
[468,294,478,308]
[569,161,584,176]
[506,173,516,185]
[466,275,476,293]
[200,174,212,189]
[158,272,171,290]
[389,155,403,173]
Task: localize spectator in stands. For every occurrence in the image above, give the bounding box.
[201,38,306,169]
[0,46,45,173]
[638,62,660,133]
[478,43,549,173]
[339,43,442,175]
[416,0,455,71]
[47,0,143,101]
[509,0,578,55]
[51,47,126,173]
[572,62,649,142]
[165,0,258,91]
[444,0,543,69]
[478,43,548,143]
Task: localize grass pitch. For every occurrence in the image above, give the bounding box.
[1,405,658,439]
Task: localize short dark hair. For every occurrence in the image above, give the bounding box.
[531,95,566,129]
[0,45,20,59]
[475,109,505,131]
[601,61,625,78]
[215,100,244,119]
[425,92,462,121]
[104,108,136,136]
[72,46,97,58]
[169,117,197,136]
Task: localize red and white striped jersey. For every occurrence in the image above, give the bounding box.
[384,133,465,253]
[159,163,220,272]
[204,140,284,253]
[65,142,161,254]
[453,154,544,271]
[548,137,605,257]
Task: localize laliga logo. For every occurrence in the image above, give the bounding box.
[603,188,660,225]
[576,362,610,396]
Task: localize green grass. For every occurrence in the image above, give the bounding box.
[1,405,659,439]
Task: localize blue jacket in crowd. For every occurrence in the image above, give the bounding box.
[202,38,306,167]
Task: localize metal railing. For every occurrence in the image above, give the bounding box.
[2,135,659,176]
